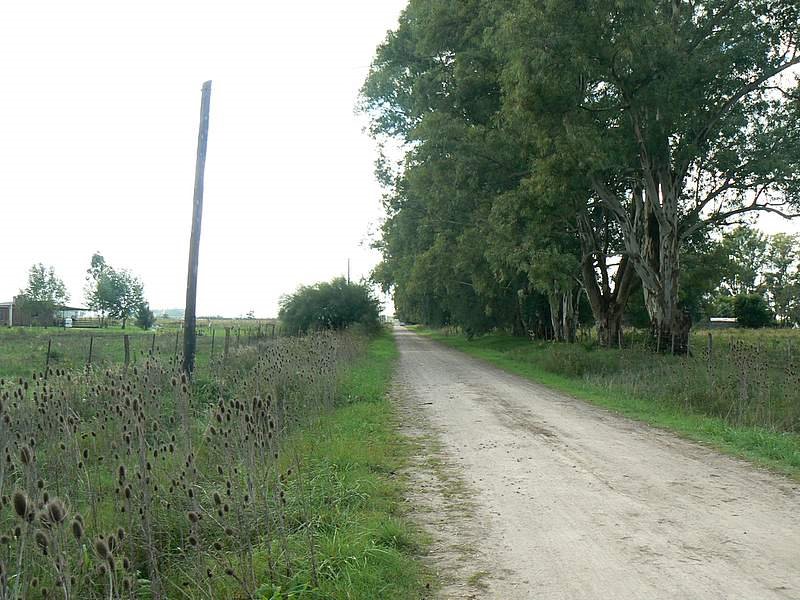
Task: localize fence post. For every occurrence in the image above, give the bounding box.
[272,323,276,339]
[44,339,52,380]
[123,334,130,372]
[151,333,156,356]
[707,332,713,362]
[236,328,241,347]
[224,327,231,360]
[174,329,180,357]
[211,328,216,357]
[87,336,94,369]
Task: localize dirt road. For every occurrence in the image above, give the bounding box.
[393,327,800,599]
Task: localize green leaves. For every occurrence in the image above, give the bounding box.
[20,263,69,305]
[279,278,382,335]
[361,0,800,339]
[83,253,148,327]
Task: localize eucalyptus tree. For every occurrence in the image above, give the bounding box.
[763,232,800,325]
[17,263,70,326]
[362,0,642,341]
[363,0,541,335]
[84,253,147,328]
[718,225,770,295]
[493,0,800,351]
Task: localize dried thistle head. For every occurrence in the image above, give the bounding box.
[12,491,28,519]
[94,538,110,560]
[71,519,83,541]
[47,498,66,524]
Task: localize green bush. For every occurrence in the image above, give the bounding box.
[734,294,773,328]
[135,302,156,329]
[279,278,381,335]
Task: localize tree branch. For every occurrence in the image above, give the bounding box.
[692,55,800,150]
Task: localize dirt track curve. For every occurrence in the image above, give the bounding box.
[392,327,800,600]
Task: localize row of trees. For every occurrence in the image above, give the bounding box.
[15,254,154,329]
[361,0,800,349]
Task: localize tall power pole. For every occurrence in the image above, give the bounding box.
[183,80,212,375]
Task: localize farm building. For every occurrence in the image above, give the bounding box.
[0,297,91,327]
[708,317,738,329]
[0,301,14,326]
[57,306,91,320]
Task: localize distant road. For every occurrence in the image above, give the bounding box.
[393,327,800,599]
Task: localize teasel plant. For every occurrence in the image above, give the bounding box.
[0,330,355,598]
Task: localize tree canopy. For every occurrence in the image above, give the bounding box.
[361,0,800,348]
[17,263,69,326]
[84,253,148,328]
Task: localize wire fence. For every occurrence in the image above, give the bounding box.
[0,323,280,379]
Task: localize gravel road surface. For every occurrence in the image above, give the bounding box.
[392,327,800,599]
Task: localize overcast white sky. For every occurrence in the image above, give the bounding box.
[3,3,798,319]
[0,0,407,317]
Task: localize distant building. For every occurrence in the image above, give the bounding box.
[56,306,91,320]
[708,317,737,329]
[0,297,91,327]
[0,301,14,326]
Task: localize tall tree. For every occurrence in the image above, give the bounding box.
[493,0,800,351]
[764,232,800,325]
[18,263,69,326]
[85,254,147,329]
[717,225,769,295]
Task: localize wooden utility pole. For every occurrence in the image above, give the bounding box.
[183,80,212,375]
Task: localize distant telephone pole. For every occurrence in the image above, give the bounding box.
[183,80,212,375]
[347,258,350,284]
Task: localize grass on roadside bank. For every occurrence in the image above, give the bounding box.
[269,332,430,599]
[415,328,800,481]
[0,328,429,599]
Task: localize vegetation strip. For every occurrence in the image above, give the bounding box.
[276,332,429,598]
[0,331,428,599]
[418,329,800,481]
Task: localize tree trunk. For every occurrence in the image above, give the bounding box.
[562,290,578,343]
[548,289,580,343]
[639,180,690,354]
[513,294,528,338]
[547,291,564,342]
[580,250,638,348]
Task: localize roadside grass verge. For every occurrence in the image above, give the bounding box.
[262,332,430,599]
[0,329,428,599]
[416,328,800,480]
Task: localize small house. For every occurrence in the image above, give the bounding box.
[0,301,13,326]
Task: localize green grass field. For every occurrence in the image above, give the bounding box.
[418,327,800,480]
[0,321,277,379]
